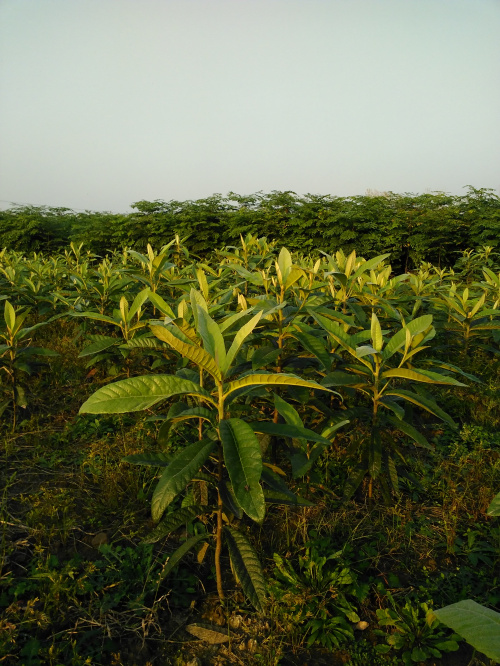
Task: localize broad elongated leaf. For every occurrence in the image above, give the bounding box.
[150,324,221,381]
[343,465,367,500]
[123,452,171,466]
[356,345,378,358]
[310,312,356,353]
[224,373,337,399]
[79,336,118,357]
[20,347,59,357]
[80,375,213,414]
[350,253,391,280]
[250,421,332,446]
[294,421,350,476]
[382,315,433,360]
[273,393,303,428]
[220,419,265,523]
[433,600,500,662]
[486,492,500,516]
[218,479,243,519]
[128,287,150,322]
[386,415,432,449]
[387,455,399,491]
[263,490,314,506]
[369,432,382,479]
[371,312,383,351]
[219,307,255,333]
[224,527,267,613]
[196,306,227,370]
[168,406,215,425]
[381,368,466,386]
[251,346,281,370]
[421,360,481,384]
[4,301,15,331]
[321,371,365,387]
[293,331,332,370]
[151,438,214,521]
[144,505,206,543]
[224,310,263,374]
[379,396,405,420]
[277,247,292,283]
[119,336,166,350]
[261,466,296,499]
[147,291,176,318]
[158,533,209,582]
[385,389,456,428]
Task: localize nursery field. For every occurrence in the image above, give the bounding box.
[0,235,499,666]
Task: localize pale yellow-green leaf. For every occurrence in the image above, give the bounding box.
[469,292,486,318]
[151,324,222,381]
[223,373,336,399]
[370,312,383,351]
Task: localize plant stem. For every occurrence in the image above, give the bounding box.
[215,384,225,601]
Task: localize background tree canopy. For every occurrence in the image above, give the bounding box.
[1,186,498,271]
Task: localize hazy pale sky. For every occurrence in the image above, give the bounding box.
[1,0,499,212]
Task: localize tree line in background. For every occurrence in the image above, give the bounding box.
[1,186,499,272]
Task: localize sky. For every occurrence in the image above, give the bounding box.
[0,0,499,213]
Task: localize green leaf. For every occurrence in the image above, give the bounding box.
[4,301,15,330]
[128,287,150,322]
[79,336,118,357]
[168,406,215,426]
[151,324,221,381]
[219,307,255,333]
[369,431,382,479]
[486,492,500,516]
[321,371,365,387]
[293,331,332,370]
[0,399,11,418]
[251,346,281,370]
[220,419,265,523]
[80,375,213,414]
[196,305,227,370]
[379,397,405,420]
[433,600,500,662]
[158,533,209,582]
[224,310,262,374]
[385,389,456,428]
[381,368,466,386]
[120,336,166,350]
[15,385,27,408]
[310,312,356,354]
[382,315,433,361]
[277,247,292,284]
[351,253,391,280]
[151,438,214,522]
[147,291,176,318]
[250,421,332,446]
[343,465,366,500]
[218,480,243,519]
[261,466,297,499]
[263,490,314,506]
[224,526,267,613]
[144,505,206,543]
[386,415,432,449]
[123,452,171,466]
[224,373,337,399]
[371,312,383,351]
[387,455,399,491]
[356,345,378,358]
[273,393,303,428]
[72,311,119,326]
[422,360,481,384]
